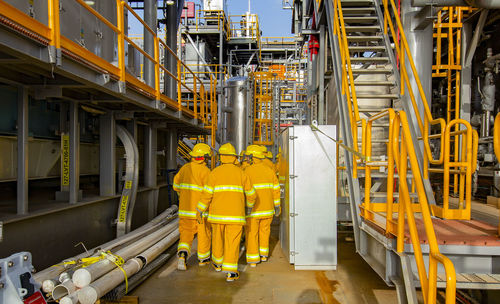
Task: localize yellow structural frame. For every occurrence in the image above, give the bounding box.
[0,0,215,130]
[253,72,274,145]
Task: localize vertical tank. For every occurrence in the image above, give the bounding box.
[222,76,251,154]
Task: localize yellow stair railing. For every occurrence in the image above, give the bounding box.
[380,0,478,220]
[331,0,462,302]
[393,111,457,304]
[177,140,191,162]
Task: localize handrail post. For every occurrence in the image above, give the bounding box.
[154,36,161,100]
[194,76,198,117]
[177,61,182,112]
[116,1,126,93]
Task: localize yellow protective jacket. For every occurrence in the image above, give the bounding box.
[197,163,257,225]
[263,158,278,175]
[244,161,280,218]
[173,160,210,219]
[240,161,250,171]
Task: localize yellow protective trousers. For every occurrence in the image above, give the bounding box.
[211,223,242,273]
[245,217,273,262]
[178,218,212,261]
[197,217,211,260]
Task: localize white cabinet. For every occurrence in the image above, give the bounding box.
[280,125,337,270]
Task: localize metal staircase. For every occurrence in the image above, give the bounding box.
[324,0,491,303]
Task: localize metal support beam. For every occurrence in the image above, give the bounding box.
[144,0,157,87]
[167,129,178,205]
[166,1,177,99]
[318,24,325,124]
[465,9,488,67]
[100,112,116,196]
[144,124,158,220]
[17,87,28,215]
[69,100,80,204]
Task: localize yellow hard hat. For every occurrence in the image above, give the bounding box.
[218,143,237,156]
[190,143,212,157]
[259,145,268,152]
[266,151,273,159]
[246,144,265,159]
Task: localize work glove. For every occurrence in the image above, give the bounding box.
[196,210,203,224]
[274,206,281,217]
[245,207,253,216]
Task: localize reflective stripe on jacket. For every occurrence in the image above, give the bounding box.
[173,160,210,218]
[244,161,280,218]
[197,163,257,225]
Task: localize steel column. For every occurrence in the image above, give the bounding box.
[69,100,80,204]
[17,87,28,215]
[167,129,177,204]
[99,112,116,196]
[144,0,157,87]
[144,124,158,220]
[166,1,178,99]
[318,24,325,124]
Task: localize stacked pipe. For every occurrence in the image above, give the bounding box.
[33,205,180,304]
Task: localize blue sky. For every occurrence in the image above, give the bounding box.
[128,0,292,38]
[227,0,292,37]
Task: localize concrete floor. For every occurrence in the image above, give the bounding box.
[131,227,398,304]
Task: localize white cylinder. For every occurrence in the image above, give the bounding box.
[33,205,178,285]
[52,279,76,300]
[60,293,78,304]
[41,279,56,293]
[78,259,143,304]
[78,230,179,304]
[72,219,178,288]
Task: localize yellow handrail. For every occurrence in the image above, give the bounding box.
[331,0,458,301]
[0,0,215,130]
[393,111,456,304]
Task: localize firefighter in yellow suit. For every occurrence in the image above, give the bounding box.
[260,146,278,175]
[244,145,281,266]
[196,143,257,282]
[173,143,212,270]
[239,150,251,170]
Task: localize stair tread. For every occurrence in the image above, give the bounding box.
[349,46,386,51]
[350,56,389,62]
[355,94,399,98]
[341,0,374,7]
[351,68,393,74]
[343,16,378,24]
[345,25,380,32]
[347,36,384,41]
[342,7,376,14]
[354,80,395,85]
[371,192,419,198]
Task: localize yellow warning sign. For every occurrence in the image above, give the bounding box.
[125,181,132,189]
[61,134,70,186]
[119,195,129,222]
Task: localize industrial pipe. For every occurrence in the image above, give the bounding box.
[72,219,179,288]
[78,230,180,304]
[412,0,500,8]
[33,205,178,285]
[60,293,78,304]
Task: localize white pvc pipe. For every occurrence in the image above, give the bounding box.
[78,230,180,304]
[60,292,78,304]
[41,279,56,293]
[72,218,178,288]
[52,278,76,300]
[33,205,178,285]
